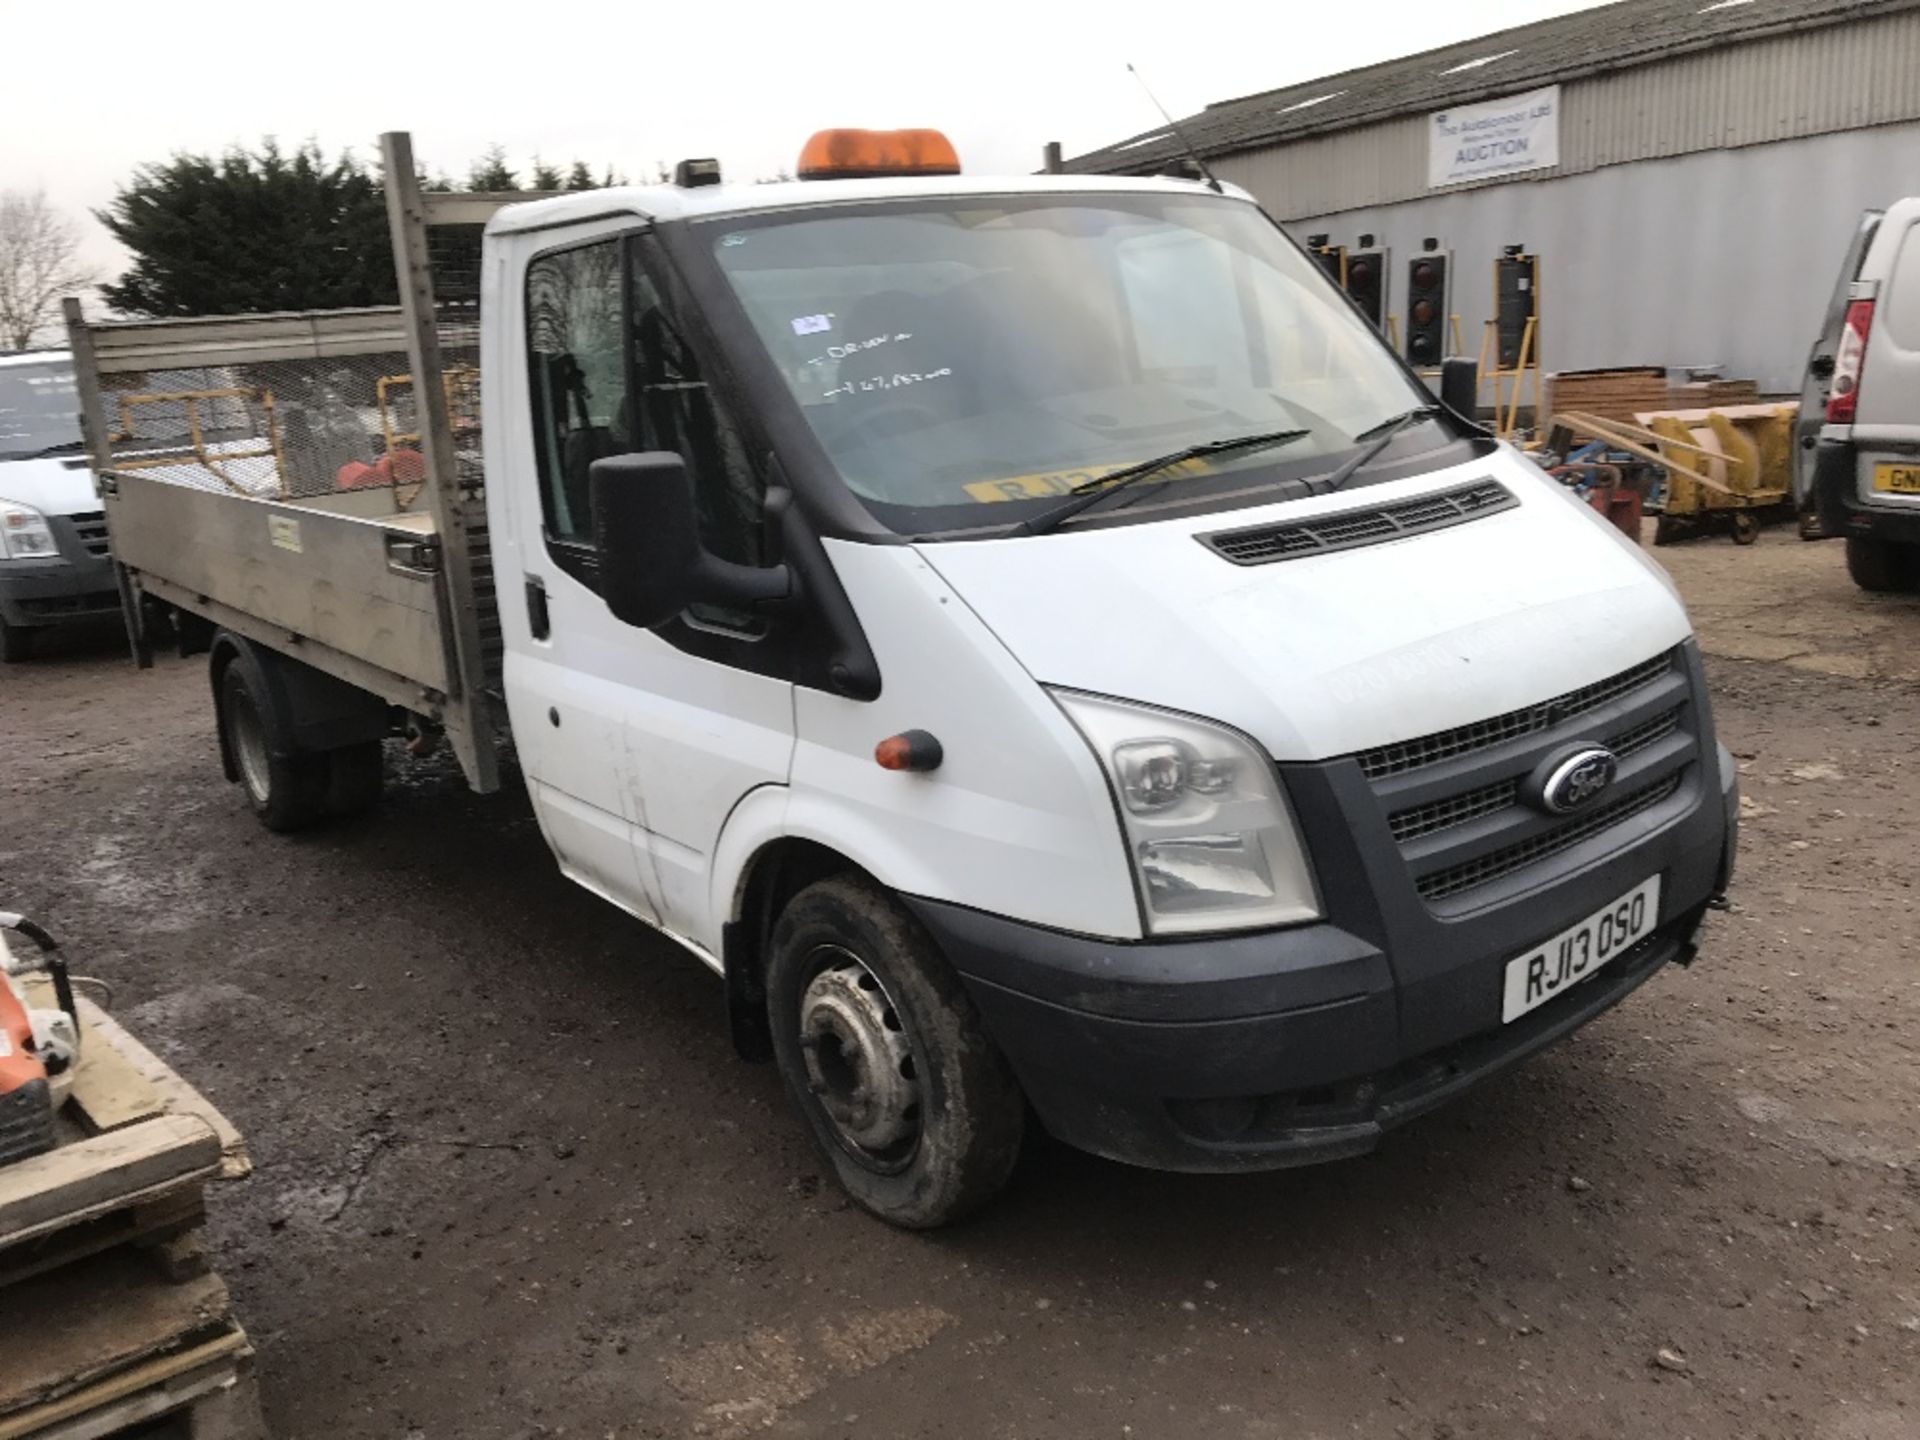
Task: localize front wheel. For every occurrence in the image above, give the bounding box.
[766,876,1025,1229]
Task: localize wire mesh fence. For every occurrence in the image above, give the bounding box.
[89,222,490,509]
[91,345,475,506]
[428,222,487,509]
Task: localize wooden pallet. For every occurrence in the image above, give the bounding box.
[0,960,263,1439]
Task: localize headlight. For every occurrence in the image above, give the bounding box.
[1053,691,1321,935]
[0,500,57,561]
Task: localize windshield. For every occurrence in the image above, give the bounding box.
[707,193,1436,534]
[0,359,83,462]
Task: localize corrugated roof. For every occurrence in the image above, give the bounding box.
[1064,0,1920,174]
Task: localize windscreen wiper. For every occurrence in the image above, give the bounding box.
[1318,406,1444,494]
[1011,427,1310,537]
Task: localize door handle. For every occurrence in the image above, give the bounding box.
[525,576,551,640]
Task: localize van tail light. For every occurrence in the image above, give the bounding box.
[1827,299,1875,424]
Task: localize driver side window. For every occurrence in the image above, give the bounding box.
[526,239,627,551]
[524,236,766,601]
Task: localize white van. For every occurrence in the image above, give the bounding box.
[1805,196,1920,590]
[0,352,121,660]
[74,131,1738,1226]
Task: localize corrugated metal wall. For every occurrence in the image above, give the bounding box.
[1214,7,1920,218]
[1275,123,1920,394]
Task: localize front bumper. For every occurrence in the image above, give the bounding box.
[916,893,1712,1172]
[0,515,118,629]
[909,649,1737,1174]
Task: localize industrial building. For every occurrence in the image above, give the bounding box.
[1062,0,1920,393]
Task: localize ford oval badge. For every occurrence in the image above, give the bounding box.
[1529,745,1619,816]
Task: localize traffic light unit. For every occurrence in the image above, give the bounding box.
[1404,247,1452,366]
[1343,235,1389,331]
[1494,248,1539,369]
[1305,233,1347,286]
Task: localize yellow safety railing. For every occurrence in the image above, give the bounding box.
[110,387,286,495]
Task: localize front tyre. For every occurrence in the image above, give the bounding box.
[767,876,1024,1229]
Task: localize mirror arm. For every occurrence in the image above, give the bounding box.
[690,553,793,611]
[766,480,882,700]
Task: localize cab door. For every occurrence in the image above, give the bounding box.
[492,224,795,958]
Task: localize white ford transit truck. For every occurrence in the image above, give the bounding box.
[68,130,1737,1227]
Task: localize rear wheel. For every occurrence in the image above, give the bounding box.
[1845,534,1919,593]
[1730,511,1760,545]
[219,664,328,831]
[0,619,35,664]
[766,875,1024,1229]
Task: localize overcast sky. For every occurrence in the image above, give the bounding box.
[9,0,1614,280]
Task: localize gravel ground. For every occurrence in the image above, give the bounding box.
[2,524,1916,1440]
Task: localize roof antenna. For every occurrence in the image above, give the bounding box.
[1126,62,1223,193]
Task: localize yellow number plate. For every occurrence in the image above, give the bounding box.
[1872,463,1920,494]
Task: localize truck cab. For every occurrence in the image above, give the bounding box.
[477,137,1736,1223]
[0,353,119,661]
[76,130,1737,1227]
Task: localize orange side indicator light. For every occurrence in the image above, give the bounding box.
[875,730,945,772]
[798,128,961,181]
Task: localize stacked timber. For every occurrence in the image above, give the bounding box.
[1671,378,1762,409]
[0,973,263,1440]
[1544,368,1671,436]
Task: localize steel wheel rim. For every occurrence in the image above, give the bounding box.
[797,944,923,1174]
[230,692,272,804]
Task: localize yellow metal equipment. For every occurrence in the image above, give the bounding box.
[1642,404,1795,544]
[1546,403,1797,545]
[375,366,481,507]
[109,387,285,495]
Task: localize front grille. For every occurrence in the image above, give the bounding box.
[68,511,111,558]
[1414,773,1685,902]
[1199,479,1516,566]
[1359,652,1675,781]
[1610,707,1680,758]
[1390,779,1520,843]
[1386,703,1686,844]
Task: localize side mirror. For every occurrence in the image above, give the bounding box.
[1439,356,1480,423]
[589,451,791,631]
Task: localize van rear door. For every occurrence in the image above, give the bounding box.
[1850,198,1920,513]
[1796,209,1880,509]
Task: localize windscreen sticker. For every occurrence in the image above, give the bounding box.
[791,313,834,336]
[822,367,952,401]
[962,456,1215,503]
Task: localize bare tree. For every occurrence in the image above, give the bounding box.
[0,189,100,350]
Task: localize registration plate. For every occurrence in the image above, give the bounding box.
[1502,876,1661,1023]
[1872,463,1920,494]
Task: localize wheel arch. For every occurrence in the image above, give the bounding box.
[720,831,873,1063]
[206,630,390,778]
